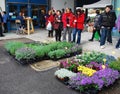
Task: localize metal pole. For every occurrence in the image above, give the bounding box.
[28,0,31,17]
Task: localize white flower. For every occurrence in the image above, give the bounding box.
[55,68,76,79]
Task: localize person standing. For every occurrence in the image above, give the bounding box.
[107,5,116,44]
[115,14,120,49]
[2,11,8,33]
[17,12,25,28]
[0,12,4,37]
[89,10,101,41]
[72,9,85,45]
[100,6,114,49]
[53,10,62,41]
[46,10,54,37]
[40,10,46,28]
[62,8,74,42]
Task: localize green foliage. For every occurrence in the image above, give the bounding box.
[32,46,45,58]
[47,42,59,51]
[5,41,25,55]
[76,51,106,65]
[48,49,66,59]
[79,84,98,93]
[109,60,120,71]
[5,41,83,63]
[15,47,36,61]
[57,41,74,49]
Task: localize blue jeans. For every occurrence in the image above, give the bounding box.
[116,38,120,48]
[100,27,111,46]
[73,28,82,44]
[63,27,72,42]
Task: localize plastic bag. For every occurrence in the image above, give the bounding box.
[46,22,52,31]
[112,27,120,37]
[87,26,93,32]
[94,31,100,40]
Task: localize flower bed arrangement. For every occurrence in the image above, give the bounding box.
[5,41,82,65]
[55,51,120,94]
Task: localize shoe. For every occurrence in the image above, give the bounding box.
[116,47,120,50]
[0,35,5,37]
[107,42,113,45]
[100,45,105,49]
[89,39,93,41]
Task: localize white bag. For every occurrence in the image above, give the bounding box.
[46,22,52,31]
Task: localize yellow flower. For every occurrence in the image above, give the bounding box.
[77,66,96,76]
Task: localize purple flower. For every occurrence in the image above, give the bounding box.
[69,68,120,90]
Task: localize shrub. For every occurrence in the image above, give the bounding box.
[15,47,36,61]
[57,41,74,49]
[105,55,116,64]
[76,51,106,64]
[47,42,59,51]
[48,49,66,59]
[109,60,120,71]
[32,46,45,58]
[5,41,25,55]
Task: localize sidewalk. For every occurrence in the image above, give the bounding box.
[0,29,120,58]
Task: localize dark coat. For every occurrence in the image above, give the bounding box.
[0,13,3,23]
[100,11,114,27]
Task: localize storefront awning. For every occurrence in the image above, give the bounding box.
[83,0,112,8]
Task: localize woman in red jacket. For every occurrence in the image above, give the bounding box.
[46,10,54,37]
[72,9,85,44]
[62,8,74,42]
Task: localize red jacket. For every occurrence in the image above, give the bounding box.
[46,15,54,25]
[62,12,74,28]
[73,13,85,30]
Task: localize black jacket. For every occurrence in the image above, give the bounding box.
[0,13,3,23]
[110,10,116,27]
[100,11,114,27]
[94,14,101,28]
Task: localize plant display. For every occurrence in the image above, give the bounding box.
[48,49,66,59]
[55,68,77,79]
[5,41,82,64]
[5,41,25,55]
[105,55,116,64]
[86,62,109,71]
[55,51,120,93]
[77,66,96,76]
[60,59,79,72]
[15,47,36,61]
[69,68,119,92]
[76,51,106,64]
[56,41,74,49]
[109,60,120,71]
[69,73,99,92]
[66,45,82,56]
[32,46,45,58]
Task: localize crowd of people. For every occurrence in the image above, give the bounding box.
[45,5,120,49]
[0,5,120,49]
[46,7,85,45]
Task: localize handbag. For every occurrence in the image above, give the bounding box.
[53,22,60,30]
[88,26,93,32]
[46,22,52,31]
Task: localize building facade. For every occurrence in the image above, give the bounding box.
[0,0,75,30]
[113,0,120,16]
[1,0,119,30]
[51,0,75,12]
[6,0,49,30]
